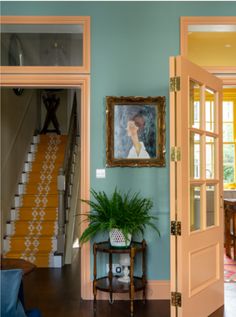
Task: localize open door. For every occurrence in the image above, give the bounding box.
[170,56,224,317]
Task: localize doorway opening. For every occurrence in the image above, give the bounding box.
[180,16,236,315]
[0,76,91,301]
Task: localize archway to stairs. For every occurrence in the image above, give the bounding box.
[0,74,91,299]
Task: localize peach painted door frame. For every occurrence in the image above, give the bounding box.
[0,15,92,299]
[170,56,223,317]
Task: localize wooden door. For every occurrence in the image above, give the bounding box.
[170,56,224,317]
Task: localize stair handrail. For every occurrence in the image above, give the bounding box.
[57,93,78,254]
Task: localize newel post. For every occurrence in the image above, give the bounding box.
[57,167,65,253]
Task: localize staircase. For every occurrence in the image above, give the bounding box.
[4,134,67,267]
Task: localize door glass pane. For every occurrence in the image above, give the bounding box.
[1,24,84,66]
[223,123,234,142]
[190,186,201,232]
[223,144,235,183]
[223,101,234,122]
[223,101,234,142]
[206,136,215,179]
[206,185,216,227]
[190,133,201,179]
[190,81,201,129]
[205,88,215,132]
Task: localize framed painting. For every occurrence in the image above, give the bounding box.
[106,96,166,167]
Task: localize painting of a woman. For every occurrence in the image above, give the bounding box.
[126,113,150,159]
[114,105,157,159]
[106,96,166,167]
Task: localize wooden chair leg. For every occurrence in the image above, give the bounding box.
[233,214,236,260]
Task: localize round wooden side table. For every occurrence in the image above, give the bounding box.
[93,240,147,317]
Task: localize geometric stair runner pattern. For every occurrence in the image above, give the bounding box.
[4,134,67,267]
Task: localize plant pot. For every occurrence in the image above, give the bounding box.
[109,229,131,248]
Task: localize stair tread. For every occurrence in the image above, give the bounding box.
[27,171,60,175]
[19,194,58,196]
[5,234,56,239]
[5,250,55,255]
[14,207,58,210]
[9,220,57,223]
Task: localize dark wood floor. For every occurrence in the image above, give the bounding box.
[23,248,236,317]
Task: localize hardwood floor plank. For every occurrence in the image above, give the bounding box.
[23,248,236,317]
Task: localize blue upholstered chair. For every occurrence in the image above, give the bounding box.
[0,269,41,317]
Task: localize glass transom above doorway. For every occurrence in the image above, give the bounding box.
[0,16,90,73]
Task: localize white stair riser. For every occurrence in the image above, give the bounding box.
[53,238,57,251]
[27,152,35,162]
[17,183,25,195]
[30,143,37,153]
[14,196,23,208]
[3,239,10,252]
[6,223,13,235]
[33,135,40,144]
[10,209,17,221]
[24,162,32,173]
[21,172,29,184]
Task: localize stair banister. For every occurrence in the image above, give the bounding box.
[57,167,66,253]
[57,93,78,255]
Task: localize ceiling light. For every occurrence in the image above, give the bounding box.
[224,44,232,48]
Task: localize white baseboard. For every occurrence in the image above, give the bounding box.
[51,254,63,268]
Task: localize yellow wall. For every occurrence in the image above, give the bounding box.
[188,32,236,66]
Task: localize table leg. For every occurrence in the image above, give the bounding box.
[93,280,97,313]
[130,247,135,317]
[233,213,236,260]
[142,240,146,304]
[93,244,97,313]
[109,253,114,304]
[225,208,232,258]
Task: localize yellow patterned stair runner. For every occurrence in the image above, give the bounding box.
[4,135,67,267]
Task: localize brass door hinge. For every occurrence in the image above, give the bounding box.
[170,76,180,92]
[171,221,181,236]
[171,292,182,307]
[170,146,181,162]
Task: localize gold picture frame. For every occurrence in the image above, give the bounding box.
[106,96,166,167]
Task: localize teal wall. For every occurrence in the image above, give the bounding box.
[2,1,236,280]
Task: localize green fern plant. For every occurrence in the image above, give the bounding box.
[79,188,160,244]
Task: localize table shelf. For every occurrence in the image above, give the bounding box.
[95,276,145,293]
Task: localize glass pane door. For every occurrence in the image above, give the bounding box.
[189,81,220,232]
